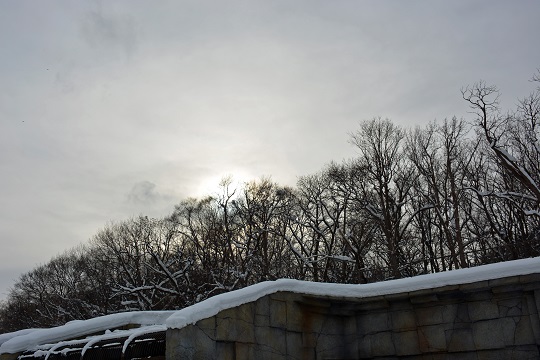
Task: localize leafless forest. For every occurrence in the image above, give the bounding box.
[2,73,539,332]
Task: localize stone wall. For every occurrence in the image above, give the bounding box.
[166,273,540,359]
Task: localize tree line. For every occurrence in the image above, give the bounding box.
[1,73,539,333]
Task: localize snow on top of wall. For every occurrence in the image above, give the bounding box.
[2,257,540,354]
[165,257,540,329]
[0,329,42,347]
[0,311,174,355]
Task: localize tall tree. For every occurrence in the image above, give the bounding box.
[349,118,418,279]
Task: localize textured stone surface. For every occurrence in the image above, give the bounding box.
[468,300,499,321]
[393,330,420,356]
[369,331,395,356]
[391,309,417,330]
[166,274,540,359]
[418,324,446,351]
[216,305,255,343]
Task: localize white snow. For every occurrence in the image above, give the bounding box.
[328,255,355,262]
[0,311,174,355]
[165,256,540,329]
[2,257,540,355]
[0,329,42,347]
[120,324,166,355]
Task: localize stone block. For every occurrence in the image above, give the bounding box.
[466,290,493,301]
[269,299,287,329]
[301,310,326,337]
[254,291,271,329]
[343,315,357,336]
[410,294,438,304]
[446,327,475,352]
[330,302,359,317]
[415,305,443,326]
[357,311,391,334]
[468,300,500,321]
[301,347,316,359]
[519,273,540,284]
[342,330,359,357]
[459,280,489,292]
[443,303,470,323]
[393,330,420,356]
[391,309,416,330]
[235,342,256,359]
[498,296,524,308]
[430,353,453,360]
[302,331,317,348]
[166,325,217,359]
[255,325,287,356]
[285,299,303,332]
[356,296,389,310]
[497,297,524,317]
[534,290,540,316]
[316,333,358,359]
[525,294,540,344]
[407,287,435,298]
[298,294,331,307]
[523,281,540,292]
[492,284,522,294]
[476,345,539,360]
[435,284,460,293]
[441,303,457,323]
[216,341,235,360]
[417,325,446,352]
[501,317,519,347]
[477,348,511,360]
[489,275,520,288]
[255,295,270,317]
[319,315,342,335]
[369,332,395,357]
[388,298,413,311]
[384,292,411,303]
[216,304,255,343]
[286,331,302,356]
[255,313,270,328]
[514,315,536,345]
[194,316,216,339]
[256,348,287,360]
[472,318,512,350]
[509,344,540,359]
[357,334,371,358]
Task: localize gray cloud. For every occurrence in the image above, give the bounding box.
[79,2,138,59]
[128,181,161,204]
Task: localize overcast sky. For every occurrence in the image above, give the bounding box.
[1,0,539,300]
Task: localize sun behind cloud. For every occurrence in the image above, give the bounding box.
[194,169,254,199]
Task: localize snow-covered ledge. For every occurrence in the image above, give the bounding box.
[165,257,540,329]
[0,311,174,355]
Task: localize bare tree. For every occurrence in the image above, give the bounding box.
[235,178,295,282]
[462,78,540,204]
[406,118,477,270]
[349,118,418,279]
[462,72,540,259]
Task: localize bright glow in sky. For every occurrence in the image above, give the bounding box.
[1,0,540,299]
